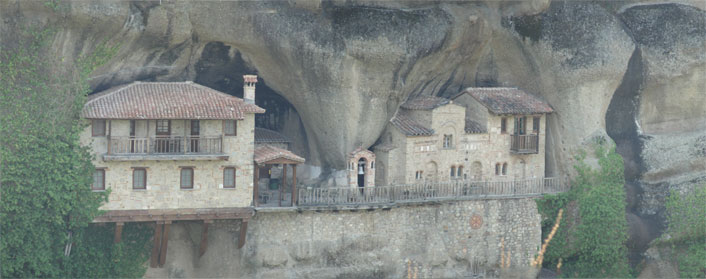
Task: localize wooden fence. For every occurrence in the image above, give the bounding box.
[297,177,569,206]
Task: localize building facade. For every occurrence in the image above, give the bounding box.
[80,78,264,211]
[374,88,553,186]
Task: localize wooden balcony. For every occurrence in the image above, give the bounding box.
[510,134,539,154]
[103,136,227,161]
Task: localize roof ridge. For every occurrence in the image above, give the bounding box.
[84,82,135,107]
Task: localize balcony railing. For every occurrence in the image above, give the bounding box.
[297,177,569,206]
[510,134,538,154]
[107,136,223,155]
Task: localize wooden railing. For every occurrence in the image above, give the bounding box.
[108,136,223,155]
[297,177,569,206]
[510,134,539,153]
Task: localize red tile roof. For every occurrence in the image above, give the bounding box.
[82,81,265,119]
[255,128,290,143]
[390,111,434,136]
[254,145,305,164]
[400,96,451,110]
[465,118,487,134]
[453,87,553,115]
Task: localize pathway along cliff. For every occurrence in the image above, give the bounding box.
[1,0,704,273]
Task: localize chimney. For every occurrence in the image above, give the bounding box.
[243,75,258,104]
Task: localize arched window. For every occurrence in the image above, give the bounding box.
[450,166,456,177]
[502,163,508,175]
[457,166,463,178]
[443,134,453,149]
[495,163,501,175]
[371,161,375,169]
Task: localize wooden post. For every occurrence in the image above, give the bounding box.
[159,221,171,267]
[150,222,163,268]
[254,164,259,207]
[237,219,248,249]
[107,120,112,154]
[114,222,124,243]
[199,220,212,257]
[280,164,287,207]
[292,165,297,206]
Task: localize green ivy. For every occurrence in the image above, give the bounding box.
[1,25,148,278]
[663,186,706,278]
[536,142,631,278]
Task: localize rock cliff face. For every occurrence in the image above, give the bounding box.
[2,0,704,271]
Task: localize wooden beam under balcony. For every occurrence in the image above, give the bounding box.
[93,207,254,223]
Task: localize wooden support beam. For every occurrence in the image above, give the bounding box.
[199,220,212,257]
[150,222,163,268]
[158,221,171,268]
[114,222,124,243]
[237,219,248,249]
[281,164,287,207]
[254,164,259,207]
[292,165,297,206]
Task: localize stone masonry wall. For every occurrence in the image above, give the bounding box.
[80,117,256,210]
[145,197,542,278]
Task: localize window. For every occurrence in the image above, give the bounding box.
[92,119,106,136]
[495,163,501,175]
[450,166,456,178]
[223,167,235,189]
[133,168,146,190]
[92,169,105,190]
[502,163,508,176]
[457,166,463,178]
[191,120,200,136]
[533,117,540,133]
[514,117,526,135]
[129,120,136,137]
[156,120,170,136]
[500,118,507,134]
[415,171,423,180]
[443,135,453,149]
[371,161,375,169]
[224,120,237,136]
[180,168,194,189]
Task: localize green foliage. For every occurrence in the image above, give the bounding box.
[1,26,148,278]
[663,186,706,278]
[536,142,632,278]
[63,223,153,278]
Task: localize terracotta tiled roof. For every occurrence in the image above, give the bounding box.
[373,144,397,152]
[82,81,265,119]
[254,145,305,164]
[453,87,553,115]
[465,118,487,134]
[400,96,451,110]
[390,111,434,136]
[255,128,290,143]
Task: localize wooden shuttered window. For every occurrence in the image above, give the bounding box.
[92,169,105,190]
[180,168,194,189]
[133,168,146,190]
[223,167,236,188]
[92,119,106,136]
[224,120,237,136]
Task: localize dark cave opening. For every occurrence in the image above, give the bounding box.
[194,42,294,131]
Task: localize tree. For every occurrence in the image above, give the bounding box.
[664,186,706,278]
[1,27,151,278]
[536,141,631,278]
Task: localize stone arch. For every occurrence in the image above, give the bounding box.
[348,147,376,188]
[439,123,457,149]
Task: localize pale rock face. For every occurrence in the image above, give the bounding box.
[2,0,705,268]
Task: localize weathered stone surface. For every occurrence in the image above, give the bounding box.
[145,198,541,278]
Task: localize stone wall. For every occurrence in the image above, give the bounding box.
[145,198,541,278]
[80,117,256,210]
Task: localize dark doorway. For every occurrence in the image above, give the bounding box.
[357,158,366,192]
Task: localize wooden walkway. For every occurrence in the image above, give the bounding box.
[296,177,569,207]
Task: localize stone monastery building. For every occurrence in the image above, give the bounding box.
[373,87,553,186]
